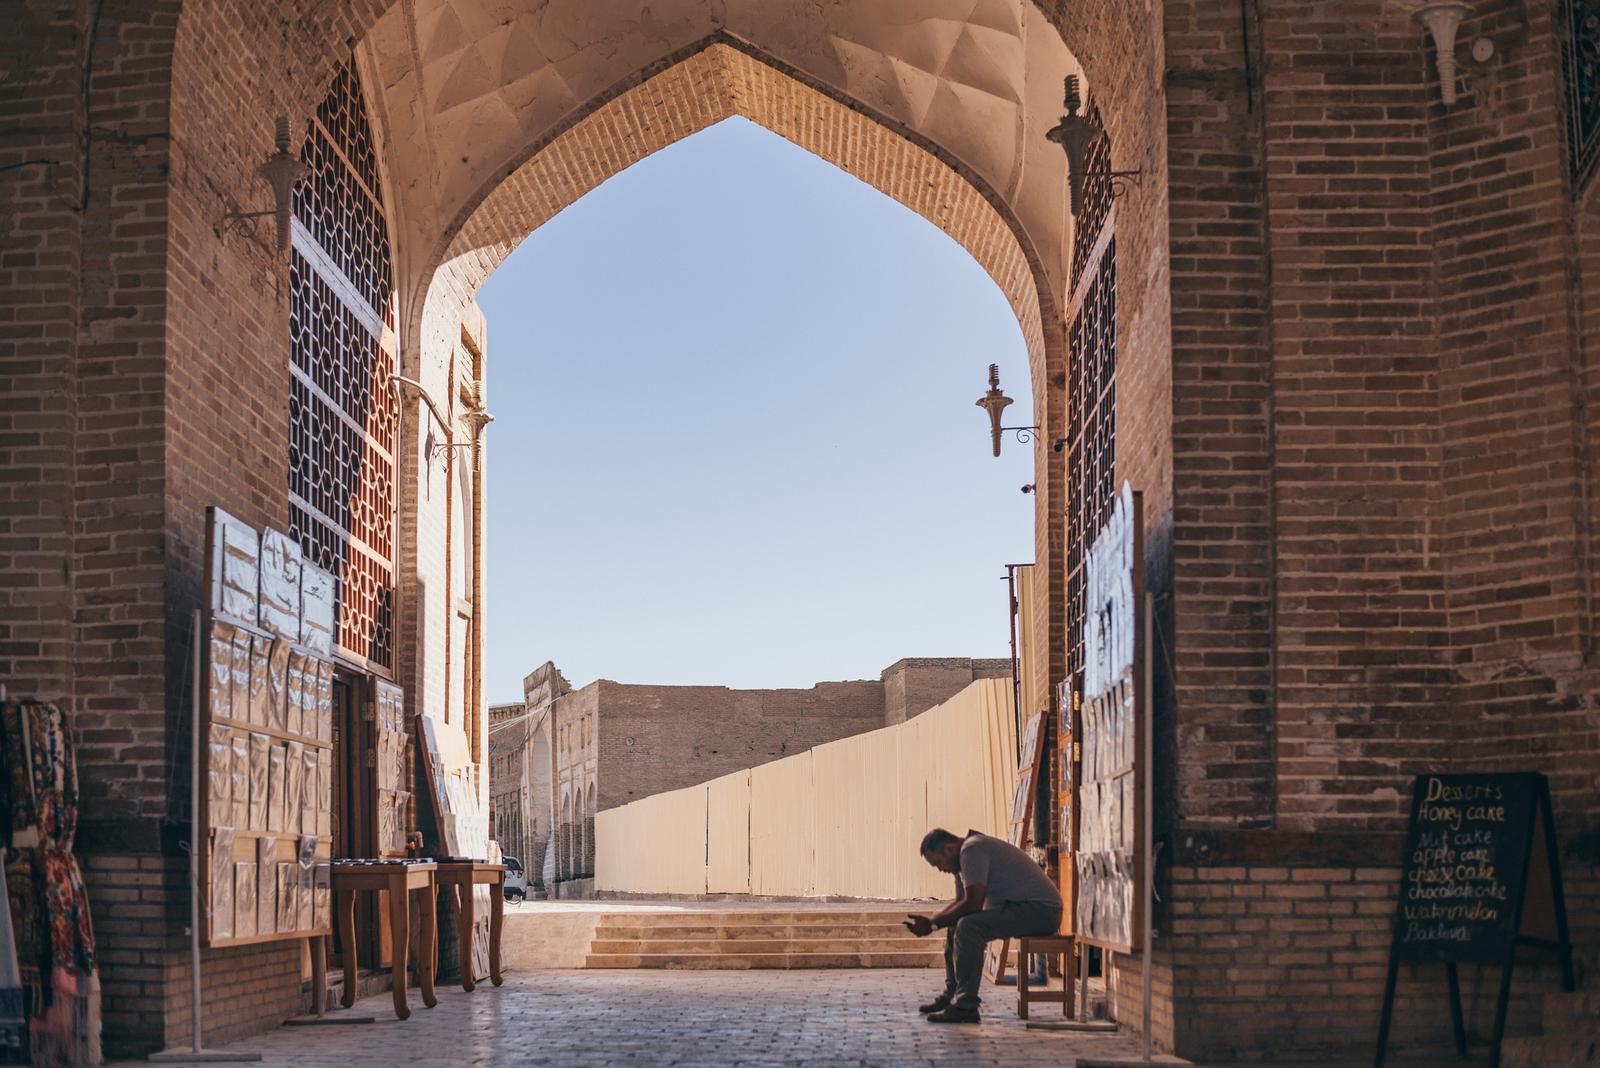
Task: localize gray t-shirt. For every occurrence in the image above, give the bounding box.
[955,832,1062,909]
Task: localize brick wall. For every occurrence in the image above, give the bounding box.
[1152,2,1600,1058]
[881,658,1012,726]
[1164,0,1600,835]
[1156,858,1600,1060]
[587,679,885,812]
[0,0,86,721]
[1163,0,1276,831]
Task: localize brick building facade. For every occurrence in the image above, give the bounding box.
[4,0,1600,1060]
[488,701,549,891]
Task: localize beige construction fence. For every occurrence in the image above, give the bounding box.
[595,677,1018,900]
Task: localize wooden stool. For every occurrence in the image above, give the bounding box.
[435,861,507,991]
[1016,935,1076,1020]
[330,860,439,1020]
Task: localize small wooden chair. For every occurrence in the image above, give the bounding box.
[1015,935,1077,1019]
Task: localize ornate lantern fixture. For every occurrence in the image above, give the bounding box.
[1045,76,1102,217]
[976,364,1036,458]
[1045,75,1142,216]
[223,116,310,252]
[1414,2,1472,106]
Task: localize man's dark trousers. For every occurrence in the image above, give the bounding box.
[940,901,1063,1010]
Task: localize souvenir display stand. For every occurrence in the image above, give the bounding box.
[416,718,498,982]
[199,508,337,952]
[154,508,343,1060]
[1044,484,1155,1059]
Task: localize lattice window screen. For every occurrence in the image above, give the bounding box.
[1564,0,1600,191]
[1065,109,1118,691]
[1059,107,1117,862]
[289,63,398,670]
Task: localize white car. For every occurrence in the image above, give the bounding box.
[503,856,529,901]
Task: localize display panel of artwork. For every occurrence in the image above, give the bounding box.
[419,716,488,860]
[1073,483,1142,953]
[203,508,336,947]
[289,60,398,671]
[373,679,411,857]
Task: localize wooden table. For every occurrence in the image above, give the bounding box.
[434,861,506,991]
[331,861,438,1020]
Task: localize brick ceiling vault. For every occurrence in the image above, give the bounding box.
[414,39,1053,383]
[348,0,1088,388]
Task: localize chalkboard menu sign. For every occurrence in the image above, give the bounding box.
[1374,772,1574,1068]
[1396,773,1537,962]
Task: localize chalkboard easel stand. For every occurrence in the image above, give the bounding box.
[1373,774,1575,1068]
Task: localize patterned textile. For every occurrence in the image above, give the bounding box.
[40,853,91,976]
[0,700,99,1067]
[2,852,43,1016]
[0,852,25,1057]
[0,706,35,846]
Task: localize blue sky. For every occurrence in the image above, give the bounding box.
[479,117,1034,702]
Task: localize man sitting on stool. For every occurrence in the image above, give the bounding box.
[904,827,1063,1024]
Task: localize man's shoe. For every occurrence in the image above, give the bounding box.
[926,1006,981,1024]
[918,994,952,1014]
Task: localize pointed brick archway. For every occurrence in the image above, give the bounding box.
[414,35,1059,402]
[401,32,1072,725]
[30,0,1130,1051]
[159,0,1096,736]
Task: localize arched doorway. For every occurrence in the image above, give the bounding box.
[141,0,1115,1049]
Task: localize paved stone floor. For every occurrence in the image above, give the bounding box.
[122,969,1159,1067]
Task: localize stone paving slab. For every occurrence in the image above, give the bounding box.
[114,969,1153,1067]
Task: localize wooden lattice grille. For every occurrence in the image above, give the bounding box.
[289,63,398,670]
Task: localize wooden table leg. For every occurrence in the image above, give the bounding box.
[388,873,411,1020]
[417,878,438,1009]
[458,880,476,992]
[312,934,328,1017]
[339,890,358,1009]
[489,878,504,987]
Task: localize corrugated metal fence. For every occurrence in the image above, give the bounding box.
[596,678,1017,900]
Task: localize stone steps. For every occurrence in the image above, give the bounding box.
[591,923,920,940]
[586,951,942,969]
[593,911,919,927]
[582,907,943,970]
[590,937,932,954]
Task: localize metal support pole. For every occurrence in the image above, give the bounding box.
[1141,593,1154,1062]
[191,608,202,1054]
[148,608,261,1062]
[1005,565,1023,752]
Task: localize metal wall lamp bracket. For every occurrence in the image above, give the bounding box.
[1106,167,1144,200]
[425,439,475,461]
[1002,426,1040,445]
[422,410,496,465]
